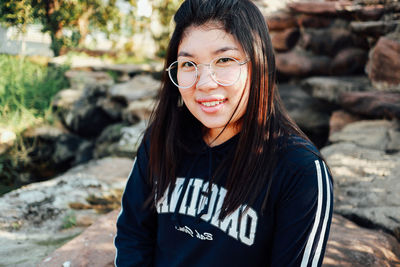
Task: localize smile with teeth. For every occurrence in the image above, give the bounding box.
[199,99,226,107]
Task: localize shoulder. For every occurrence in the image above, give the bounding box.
[273,135,331,194]
[276,134,322,172]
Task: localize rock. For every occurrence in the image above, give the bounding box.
[279,83,331,147]
[52,89,84,111]
[23,125,67,142]
[0,157,133,266]
[324,214,400,266]
[94,62,164,77]
[321,139,400,240]
[287,1,353,15]
[350,20,400,37]
[94,121,146,158]
[22,126,89,181]
[338,91,400,119]
[266,12,298,31]
[122,98,156,123]
[366,35,400,91]
[51,134,89,166]
[96,97,126,121]
[329,119,400,152]
[38,210,119,267]
[288,1,384,19]
[64,104,115,138]
[297,14,333,28]
[276,49,331,77]
[65,70,114,90]
[49,55,113,69]
[271,28,300,52]
[0,128,16,154]
[109,74,160,104]
[299,28,355,56]
[301,76,372,105]
[37,211,400,267]
[329,110,363,135]
[330,48,368,75]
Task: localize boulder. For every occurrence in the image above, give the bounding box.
[322,120,400,239]
[266,12,298,31]
[338,91,400,119]
[324,214,400,266]
[0,128,16,155]
[38,211,400,267]
[276,49,331,77]
[0,157,133,266]
[297,14,333,28]
[279,83,331,147]
[122,98,156,123]
[301,76,372,105]
[270,28,300,52]
[94,121,146,159]
[49,55,113,69]
[330,48,367,75]
[53,86,116,138]
[366,35,400,91]
[109,74,161,104]
[287,1,353,16]
[350,20,400,37]
[299,28,355,56]
[329,119,400,152]
[288,1,384,20]
[65,70,114,90]
[22,126,89,181]
[329,110,362,135]
[39,210,119,267]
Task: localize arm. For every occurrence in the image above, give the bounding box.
[114,141,157,267]
[270,159,333,267]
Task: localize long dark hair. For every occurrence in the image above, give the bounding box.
[147,0,325,219]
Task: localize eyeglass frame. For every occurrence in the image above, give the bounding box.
[165,56,250,89]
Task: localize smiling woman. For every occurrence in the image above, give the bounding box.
[115,1,334,266]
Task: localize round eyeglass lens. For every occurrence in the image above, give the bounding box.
[212,57,242,86]
[168,60,197,88]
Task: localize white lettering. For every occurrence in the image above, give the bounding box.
[239,205,258,246]
[168,178,185,213]
[210,188,227,227]
[219,206,240,240]
[197,182,219,221]
[187,179,203,217]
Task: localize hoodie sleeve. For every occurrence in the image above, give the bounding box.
[270,159,333,267]
[114,140,157,267]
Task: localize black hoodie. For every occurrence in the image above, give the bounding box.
[114,133,333,267]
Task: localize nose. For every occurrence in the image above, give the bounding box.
[195,64,218,90]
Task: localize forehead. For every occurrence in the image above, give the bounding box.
[178,24,244,56]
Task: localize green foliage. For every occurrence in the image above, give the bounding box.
[0,54,69,132]
[61,212,77,229]
[0,0,34,32]
[0,0,122,56]
[151,0,183,58]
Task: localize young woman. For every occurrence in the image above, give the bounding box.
[115,0,333,266]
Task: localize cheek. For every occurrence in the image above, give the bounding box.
[178,88,194,104]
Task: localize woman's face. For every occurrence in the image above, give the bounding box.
[177,24,251,142]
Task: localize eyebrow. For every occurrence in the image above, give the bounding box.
[177,46,239,58]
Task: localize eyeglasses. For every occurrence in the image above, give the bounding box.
[166,57,250,89]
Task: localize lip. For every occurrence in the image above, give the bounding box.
[196,97,227,113]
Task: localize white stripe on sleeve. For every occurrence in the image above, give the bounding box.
[311,161,331,267]
[300,160,324,267]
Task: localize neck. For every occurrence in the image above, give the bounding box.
[204,125,240,147]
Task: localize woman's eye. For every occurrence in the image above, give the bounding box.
[216,57,235,66]
[180,61,195,70]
